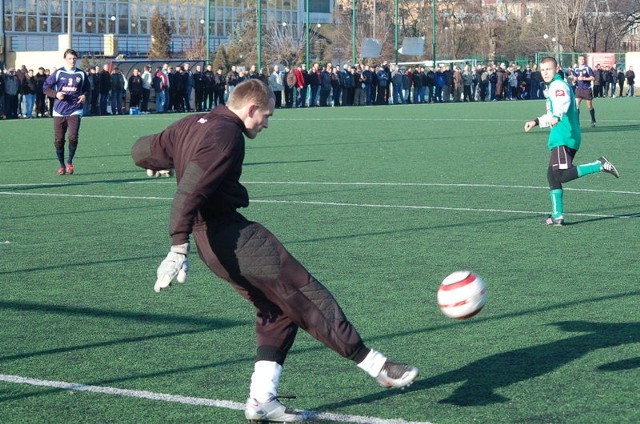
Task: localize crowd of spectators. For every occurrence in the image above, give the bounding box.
[0,59,636,119]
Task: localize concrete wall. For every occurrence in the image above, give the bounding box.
[625,52,640,95]
[7,35,70,71]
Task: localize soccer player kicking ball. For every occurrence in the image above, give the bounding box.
[524,56,619,226]
[132,79,418,422]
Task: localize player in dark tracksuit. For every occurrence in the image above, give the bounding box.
[43,48,89,176]
[131,79,418,422]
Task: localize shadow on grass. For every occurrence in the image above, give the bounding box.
[0,299,244,328]
[244,159,325,166]
[314,320,640,411]
[584,123,640,133]
[0,256,160,276]
[564,211,640,225]
[0,153,135,164]
[3,178,147,191]
[6,203,167,220]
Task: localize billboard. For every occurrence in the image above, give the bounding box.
[587,53,616,68]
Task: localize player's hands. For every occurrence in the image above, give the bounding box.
[524,121,537,132]
[154,243,189,293]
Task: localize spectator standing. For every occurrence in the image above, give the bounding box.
[625,66,635,96]
[141,65,152,113]
[342,64,355,106]
[308,63,320,107]
[608,66,617,98]
[21,68,37,118]
[331,65,342,106]
[34,67,48,117]
[462,65,473,102]
[593,64,603,98]
[203,64,215,110]
[152,67,168,112]
[318,65,332,107]
[425,67,435,103]
[269,65,284,108]
[128,68,143,110]
[214,67,226,107]
[3,68,20,119]
[0,73,4,118]
[182,63,194,112]
[42,48,89,175]
[295,64,307,107]
[616,68,625,97]
[193,65,206,112]
[110,66,126,115]
[99,64,111,115]
[226,65,240,98]
[453,66,463,102]
[284,65,296,108]
[353,65,366,106]
[391,65,403,105]
[600,65,611,97]
[375,65,388,105]
[88,66,101,115]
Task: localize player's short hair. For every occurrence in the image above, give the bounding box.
[540,56,557,69]
[228,79,275,110]
[63,48,78,58]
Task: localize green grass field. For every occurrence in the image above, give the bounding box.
[0,98,638,424]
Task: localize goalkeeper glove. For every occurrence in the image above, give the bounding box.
[154,243,189,293]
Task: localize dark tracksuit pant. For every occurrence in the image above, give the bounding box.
[192,213,368,365]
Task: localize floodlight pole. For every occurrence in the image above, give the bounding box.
[205,0,211,64]
[352,0,356,64]
[257,1,262,71]
[305,0,309,69]
[67,0,73,49]
[432,0,437,69]
[394,0,398,64]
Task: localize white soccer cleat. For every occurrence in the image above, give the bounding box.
[245,397,306,422]
[598,156,619,178]
[375,360,419,389]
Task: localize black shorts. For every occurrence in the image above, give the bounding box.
[575,87,593,100]
[549,146,576,170]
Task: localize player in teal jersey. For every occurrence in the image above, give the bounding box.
[524,57,619,226]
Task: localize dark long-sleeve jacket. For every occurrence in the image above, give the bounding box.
[132,106,249,245]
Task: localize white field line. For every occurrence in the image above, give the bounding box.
[1,180,639,197]
[0,374,433,424]
[0,180,638,220]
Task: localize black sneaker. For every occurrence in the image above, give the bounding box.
[375,360,419,389]
[591,121,597,128]
[543,215,564,226]
[598,156,619,178]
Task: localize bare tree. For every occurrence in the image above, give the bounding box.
[263,22,306,66]
[332,0,394,63]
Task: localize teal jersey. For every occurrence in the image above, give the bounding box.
[540,74,581,151]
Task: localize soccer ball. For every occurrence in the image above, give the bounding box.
[437,271,487,319]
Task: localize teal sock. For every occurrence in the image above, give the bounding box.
[589,108,596,122]
[577,160,602,177]
[550,189,563,218]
